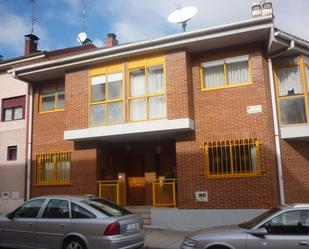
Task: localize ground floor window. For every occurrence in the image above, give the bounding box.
[35,152,71,185]
[204,138,260,177]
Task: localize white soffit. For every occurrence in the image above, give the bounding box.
[64,118,194,141]
[280,125,309,140]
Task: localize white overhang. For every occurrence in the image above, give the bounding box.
[64,118,194,141]
[280,125,309,141]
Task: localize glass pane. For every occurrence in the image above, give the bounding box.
[280,97,307,125]
[148,96,166,119]
[42,199,70,219]
[42,95,55,111]
[148,66,164,94]
[227,61,249,85]
[91,84,105,102]
[91,104,105,125]
[8,147,17,161]
[130,98,146,121]
[306,66,309,92]
[71,203,96,218]
[14,107,23,120]
[204,65,225,88]
[56,93,65,109]
[278,66,302,96]
[107,81,122,99]
[13,199,45,218]
[107,102,123,124]
[58,160,70,181]
[130,69,145,97]
[43,161,54,182]
[4,108,13,121]
[42,87,54,95]
[208,145,231,175]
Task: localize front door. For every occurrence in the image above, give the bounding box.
[127,156,145,206]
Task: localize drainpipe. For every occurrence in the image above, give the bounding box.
[267,39,295,205]
[268,59,285,205]
[26,84,33,200]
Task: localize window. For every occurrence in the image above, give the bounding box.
[263,210,309,235]
[36,152,71,185]
[7,146,17,161]
[129,65,166,121]
[201,55,251,90]
[13,199,45,218]
[1,96,25,121]
[90,72,123,125]
[42,199,70,219]
[204,138,260,177]
[71,203,96,218]
[40,85,65,112]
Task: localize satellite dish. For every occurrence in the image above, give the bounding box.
[168,6,198,32]
[77,32,87,43]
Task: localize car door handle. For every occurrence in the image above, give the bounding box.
[60,224,66,228]
[299,241,309,246]
[28,223,34,227]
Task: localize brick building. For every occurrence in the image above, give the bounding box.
[8,5,309,229]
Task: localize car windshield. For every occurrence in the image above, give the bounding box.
[239,207,280,229]
[82,199,131,217]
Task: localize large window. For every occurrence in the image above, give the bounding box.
[276,56,309,126]
[40,85,65,113]
[204,138,260,178]
[1,96,25,121]
[12,199,45,218]
[90,72,123,125]
[129,65,166,121]
[201,55,251,90]
[36,152,71,185]
[42,199,70,219]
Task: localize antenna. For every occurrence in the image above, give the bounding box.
[76,0,92,45]
[28,0,37,34]
[168,6,198,32]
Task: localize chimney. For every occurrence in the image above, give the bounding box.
[24,34,39,55]
[251,1,274,18]
[105,33,118,47]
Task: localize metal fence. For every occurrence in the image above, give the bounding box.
[98,180,126,206]
[152,178,176,207]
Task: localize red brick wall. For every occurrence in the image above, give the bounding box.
[175,44,280,209]
[280,140,309,203]
[31,77,98,197]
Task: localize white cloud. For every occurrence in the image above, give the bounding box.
[92,38,104,48]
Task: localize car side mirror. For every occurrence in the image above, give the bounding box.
[6,213,14,220]
[247,227,268,237]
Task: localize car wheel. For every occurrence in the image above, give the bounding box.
[208,246,230,249]
[63,237,86,249]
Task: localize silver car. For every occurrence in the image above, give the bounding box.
[0,195,144,249]
[181,204,309,249]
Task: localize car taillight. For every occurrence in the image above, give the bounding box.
[104,221,120,236]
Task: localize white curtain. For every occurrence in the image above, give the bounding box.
[43,161,54,182]
[108,102,123,123]
[278,66,302,96]
[149,96,166,119]
[130,70,145,96]
[91,104,105,124]
[227,61,249,85]
[148,66,164,94]
[91,76,105,102]
[250,146,257,172]
[107,73,122,99]
[204,65,225,88]
[130,99,146,121]
[306,66,309,92]
[58,160,70,181]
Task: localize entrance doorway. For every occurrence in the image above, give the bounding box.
[126,156,145,206]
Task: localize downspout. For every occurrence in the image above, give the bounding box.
[11,71,33,201]
[268,39,295,204]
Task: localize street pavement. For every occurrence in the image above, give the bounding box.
[143,227,190,249]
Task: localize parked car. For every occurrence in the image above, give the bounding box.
[0,195,144,249]
[181,204,309,249]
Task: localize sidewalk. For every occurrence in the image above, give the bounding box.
[143,227,190,249]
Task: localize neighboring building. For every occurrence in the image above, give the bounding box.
[8,3,309,229]
[0,34,96,213]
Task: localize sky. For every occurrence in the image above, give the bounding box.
[0,0,308,60]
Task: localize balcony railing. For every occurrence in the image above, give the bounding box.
[98,180,126,206]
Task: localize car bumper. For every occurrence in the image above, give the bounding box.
[180,244,200,249]
[102,230,145,249]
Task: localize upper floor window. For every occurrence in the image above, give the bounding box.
[275,56,309,126]
[204,138,261,178]
[1,96,25,121]
[90,72,123,125]
[129,65,166,121]
[40,85,65,113]
[36,152,71,185]
[201,55,251,90]
[7,146,17,161]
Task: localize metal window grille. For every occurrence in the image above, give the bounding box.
[204,138,261,177]
[36,152,71,185]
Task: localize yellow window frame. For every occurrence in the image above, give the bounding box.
[39,85,65,113]
[89,63,125,126]
[200,55,253,91]
[204,138,261,178]
[128,55,167,122]
[35,151,71,186]
[274,55,309,127]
